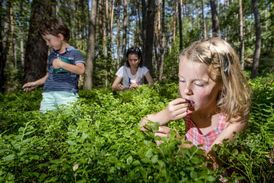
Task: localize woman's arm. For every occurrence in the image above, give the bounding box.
[111,76,125,91]
[145,72,154,85]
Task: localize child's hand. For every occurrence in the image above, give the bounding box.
[155,126,170,137]
[140,117,149,131]
[52,58,64,69]
[166,98,193,121]
[22,82,37,92]
[155,126,170,145]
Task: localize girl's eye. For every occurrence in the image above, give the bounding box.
[194,81,205,87]
[179,79,185,83]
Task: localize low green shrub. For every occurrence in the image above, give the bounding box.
[0,75,273,182]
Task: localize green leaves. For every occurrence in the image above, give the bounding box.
[0,75,273,182]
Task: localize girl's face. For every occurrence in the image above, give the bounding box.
[128,53,140,69]
[179,57,222,114]
[42,34,63,51]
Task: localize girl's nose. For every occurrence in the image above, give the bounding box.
[184,84,193,95]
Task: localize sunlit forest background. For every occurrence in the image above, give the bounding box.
[0,0,273,92]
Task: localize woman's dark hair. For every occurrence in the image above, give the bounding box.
[125,47,143,67]
[39,18,70,41]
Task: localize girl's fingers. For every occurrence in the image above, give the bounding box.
[155,140,163,146]
[168,98,189,112]
[155,132,168,137]
[155,126,170,137]
[167,104,190,120]
[166,98,195,120]
[169,98,188,105]
[174,110,193,120]
[158,126,170,134]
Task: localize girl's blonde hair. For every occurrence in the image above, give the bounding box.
[179,37,251,121]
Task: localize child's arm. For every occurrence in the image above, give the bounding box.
[112,76,125,91]
[140,98,192,130]
[22,73,49,92]
[52,58,85,75]
[210,117,247,149]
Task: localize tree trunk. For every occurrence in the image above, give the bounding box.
[178,0,183,50]
[19,1,25,69]
[103,1,108,87]
[142,0,156,74]
[154,0,161,75]
[9,3,16,68]
[109,0,115,57]
[84,0,97,89]
[210,0,220,37]
[171,2,177,51]
[201,0,207,39]
[121,0,128,59]
[158,0,166,81]
[133,1,142,47]
[116,1,121,68]
[24,0,55,83]
[141,0,146,45]
[251,0,261,78]
[102,1,108,57]
[20,39,24,68]
[0,0,10,93]
[239,0,245,69]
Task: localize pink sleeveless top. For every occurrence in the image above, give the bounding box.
[184,114,228,152]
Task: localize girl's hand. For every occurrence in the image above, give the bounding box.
[52,58,63,69]
[155,126,170,145]
[165,98,193,121]
[140,116,149,131]
[22,82,37,92]
[155,126,170,137]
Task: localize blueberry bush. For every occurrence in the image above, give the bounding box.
[0,73,273,182]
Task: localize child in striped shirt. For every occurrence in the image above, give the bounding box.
[23,18,85,113]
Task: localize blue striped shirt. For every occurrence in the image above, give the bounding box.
[43,46,85,93]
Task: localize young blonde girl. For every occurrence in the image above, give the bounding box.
[140,37,251,153]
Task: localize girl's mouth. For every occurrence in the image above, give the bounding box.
[186,99,195,111]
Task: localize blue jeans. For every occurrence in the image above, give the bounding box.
[40,91,79,113]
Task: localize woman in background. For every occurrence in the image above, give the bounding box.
[112,47,153,91]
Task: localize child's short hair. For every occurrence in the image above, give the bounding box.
[39,18,70,41]
[125,47,143,67]
[179,37,251,121]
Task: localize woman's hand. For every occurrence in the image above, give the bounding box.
[129,82,139,89]
[116,84,125,90]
